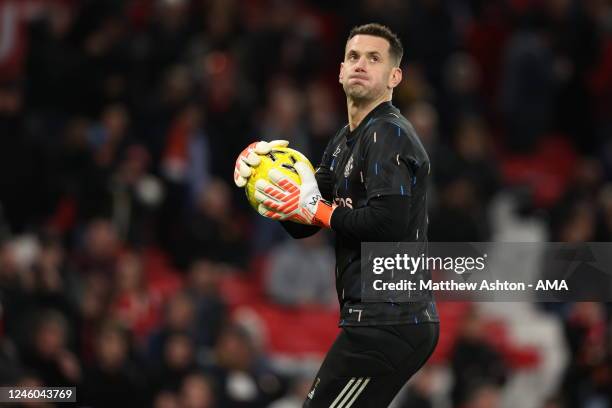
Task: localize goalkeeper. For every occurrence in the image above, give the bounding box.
[234,23,439,407]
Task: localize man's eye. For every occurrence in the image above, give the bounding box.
[349,54,358,61]
[370,56,379,62]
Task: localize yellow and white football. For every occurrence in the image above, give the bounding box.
[245,146,314,211]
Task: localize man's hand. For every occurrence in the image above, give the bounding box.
[233,140,289,187]
[254,162,335,228]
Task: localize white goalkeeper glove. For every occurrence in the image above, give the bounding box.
[254,161,335,228]
[233,140,289,188]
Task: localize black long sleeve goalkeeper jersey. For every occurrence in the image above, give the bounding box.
[282,101,438,326]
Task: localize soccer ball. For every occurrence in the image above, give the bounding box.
[245,146,314,211]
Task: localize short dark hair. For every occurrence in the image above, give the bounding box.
[347,23,403,66]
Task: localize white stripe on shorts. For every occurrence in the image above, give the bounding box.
[329,377,358,408]
[343,377,370,408]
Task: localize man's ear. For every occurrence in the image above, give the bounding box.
[339,62,345,84]
[388,66,402,89]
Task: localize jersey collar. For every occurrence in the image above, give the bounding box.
[346,101,396,140]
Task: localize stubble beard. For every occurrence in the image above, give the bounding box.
[343,82,376,105]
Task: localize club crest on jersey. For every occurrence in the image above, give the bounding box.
[344,155,354,178]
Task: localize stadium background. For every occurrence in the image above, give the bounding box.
[0,0,611,407]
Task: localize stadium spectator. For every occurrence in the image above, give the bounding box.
[264,234,335,308]
[20,310,81,387]
[450,308,508,407]
[148,292,197,361]
[110,251,162,343]
[80,320,147,407]
[561,302,610,407]
[202,324,282,407]
[178,372,216,408]
[185,259,227,349]
[150,331,199,395]
[174,179,249,269]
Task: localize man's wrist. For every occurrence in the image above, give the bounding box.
[313,199,335,228]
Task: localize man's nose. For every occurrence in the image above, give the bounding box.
[355,56,367,71]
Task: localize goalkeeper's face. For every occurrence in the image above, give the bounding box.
[340,35,402,103]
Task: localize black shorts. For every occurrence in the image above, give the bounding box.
[303,322,439,408]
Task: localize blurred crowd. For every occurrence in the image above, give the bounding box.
[0,0,612,407]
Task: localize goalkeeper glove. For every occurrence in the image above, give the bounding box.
[254,161,335,228]
[233,140,289,187]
